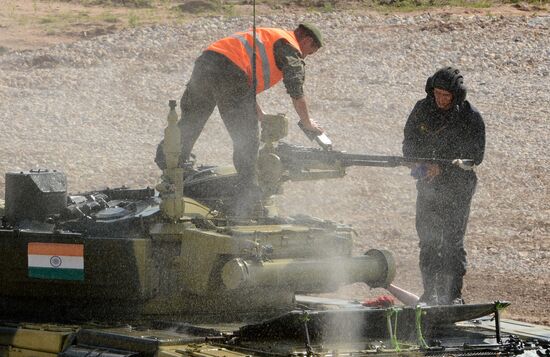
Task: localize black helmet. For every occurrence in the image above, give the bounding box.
[425,66,467,106]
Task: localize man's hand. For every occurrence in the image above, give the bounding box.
[411,163,441,182]
[425,163,441,182]
[299,119,324,135]
[452,159,476,171]
[291,97,324,134]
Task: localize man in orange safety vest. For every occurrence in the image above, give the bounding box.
[155,23,325,217]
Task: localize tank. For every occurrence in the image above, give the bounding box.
[0,101,547,357]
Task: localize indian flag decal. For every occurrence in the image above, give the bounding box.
[28,243,84,281]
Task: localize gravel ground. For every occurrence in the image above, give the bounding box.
[0,11,548,324]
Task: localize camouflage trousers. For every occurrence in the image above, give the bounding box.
[155,52,261,216]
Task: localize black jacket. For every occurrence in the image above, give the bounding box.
[403,97,485,184]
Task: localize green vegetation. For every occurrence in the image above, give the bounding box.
[100,11,119,23]
[171,0,222,14]
[321,2,334,11]
[39,16,56,24]
[370,0,494,11]
[59,0,153,7]
[128,12,140,26]
[4,0,547,51]
[261,0,547,11]
[44,0,550,13]
[38,11,92,25]
[222,4,238,16]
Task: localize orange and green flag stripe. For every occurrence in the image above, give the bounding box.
[27,242,84,281]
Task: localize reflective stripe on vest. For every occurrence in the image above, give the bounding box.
[206,28,301,93]
[231,34,270,93]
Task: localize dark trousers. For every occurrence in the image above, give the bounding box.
[415,175,476,305]
[156,52,260,215]
[179,53,259,186]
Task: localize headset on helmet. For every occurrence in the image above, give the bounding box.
[425,66,467,106]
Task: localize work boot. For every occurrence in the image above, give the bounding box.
[418,293,437,305]
[231,183,263,219]
[433,273,464,305]
[155,140,196,172]
[451,297,465,305]
[418,265,438,305]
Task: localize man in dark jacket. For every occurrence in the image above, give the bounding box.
[403,67,485,305]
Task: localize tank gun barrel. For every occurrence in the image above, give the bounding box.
[275,142,474,169]
[222,249,395,292]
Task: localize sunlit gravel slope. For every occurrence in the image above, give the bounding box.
[0,12,548,323]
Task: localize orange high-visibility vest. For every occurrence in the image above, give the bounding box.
[207,28,302,94]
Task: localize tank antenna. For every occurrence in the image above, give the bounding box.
[252,0,257,98]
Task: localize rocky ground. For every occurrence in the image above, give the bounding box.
[0,5,548,324]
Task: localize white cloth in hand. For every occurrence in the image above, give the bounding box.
[452,159,475,171]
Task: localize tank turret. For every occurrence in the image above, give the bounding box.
[0,101,395,322]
